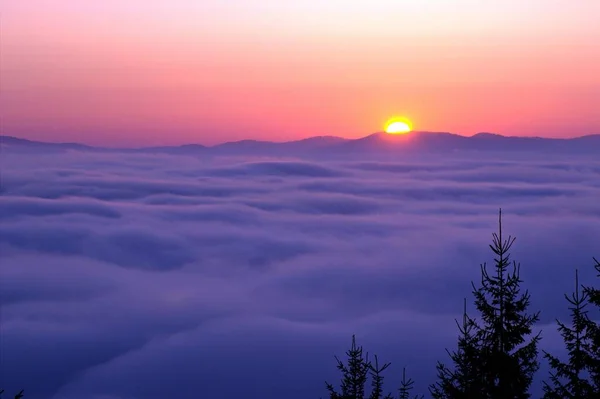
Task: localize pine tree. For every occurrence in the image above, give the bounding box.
[543,269,596,398]
[369,356,393,399]
[582,257,600,393]
[325,336,422,399]
[429,299,483,398]
[398,367,424,399]
[470,209,541,399]
[325,335,372,399]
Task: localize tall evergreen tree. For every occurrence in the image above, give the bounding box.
[543,269,596,398]
[470,209,541,399]
[429,299,483,399]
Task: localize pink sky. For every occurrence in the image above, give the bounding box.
[2,0,599,146]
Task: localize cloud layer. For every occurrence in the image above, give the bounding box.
[1,150,599,399]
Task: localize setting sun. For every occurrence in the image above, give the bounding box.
[385,118,412,134]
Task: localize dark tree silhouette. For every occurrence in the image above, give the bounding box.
[430,299,483,398]
[369,356,393,399]
[398,367,424,399]
[470,209,541,398]
[581,257,600,393]
[0,390,24,399]
[543,269,597,398]
[325,336,424,399]
[326,335,372,399]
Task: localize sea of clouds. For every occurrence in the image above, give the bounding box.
[1,149,599,399]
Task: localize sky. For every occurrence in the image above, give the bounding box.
[2,0,600,146]
[1,147,599,399]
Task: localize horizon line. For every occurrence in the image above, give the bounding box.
[2,130,599,150]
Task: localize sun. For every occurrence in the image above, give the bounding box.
[384,118,412,134]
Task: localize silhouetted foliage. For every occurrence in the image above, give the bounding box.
[326,335,372,399]
[0,390,24,399]
[369,356,393,399]
[469,209,541,398]
[588,257,600,298]
[429,299,483,398]
[325,335,424,399]
[543,269,597,398]
[398,367,424,399]
[581,257,600,393]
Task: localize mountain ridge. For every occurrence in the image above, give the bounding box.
[2,132,599,155]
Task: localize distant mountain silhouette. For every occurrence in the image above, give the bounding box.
[328,131,600,154]
[133,144,208,154]
[0,136,97,152]
[212,136,347,155]
[336,131,469,153]
[2,132,599,155]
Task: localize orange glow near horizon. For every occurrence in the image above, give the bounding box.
[1,1,599,146]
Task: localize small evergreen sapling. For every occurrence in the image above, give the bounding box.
[325,336,423,399]
[325,335,372,399]
[398,367,424,399]
[369,356,393,399]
